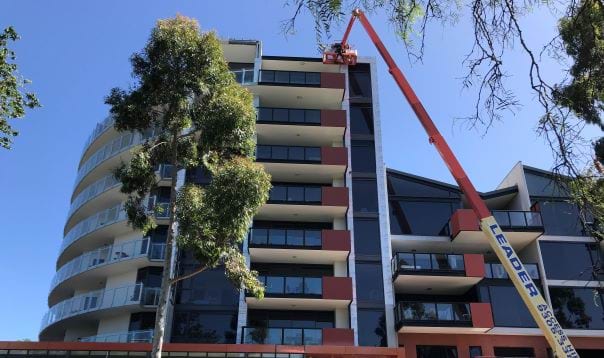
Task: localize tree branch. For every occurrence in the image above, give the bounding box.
[170,265,208,285]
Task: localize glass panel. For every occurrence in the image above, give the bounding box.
[283,328,302,345]
[257,108,273,122]
[525,264,540,279]
[251,229,268,245]
[493,211,510,227]
[432,254,451,270]
[271,146,288,160]
[484,263,493,278]
[285,277,304,294]
[436,303,453,320]
[260,70,274,82]
[265,328,283,344]
[305,147,321,162]
[306,72,320,85]
[305,230,321,246]
[303,329,322,345]
[244,70,254,83]
[288,147,304,161]
[289,109,305,123]
[526,212,543,227]
[287,230,304,246]
[275,71,289,83]
[269,229,286,246]
[290,72,306,85]
[305,110,321,124]
[287,187,304,202]
[509,211,527,226]
[256,145,271,160]
[304,187,321,202]
[453,304,471,321]
[415,254,431,270]
[270,186,286,201]
[273,108,288,122]
[356,309,387,347]
[266,277,284,294]
[448,255,465,271]
[354,218,381,255]
[397,253,415,270]
[491,264,508,278]
[304,277,322,295]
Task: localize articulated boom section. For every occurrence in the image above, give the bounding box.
[326,9,579,358]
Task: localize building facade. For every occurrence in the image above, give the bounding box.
[39,40,604,358]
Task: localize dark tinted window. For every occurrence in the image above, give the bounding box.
[351,140,376,172]
[493,347,535,357]
[550,287,604,329]
[171,310,237,343]
[488,285,537,327]
[525,170,568,197]
[352,179,379,213]
[540,241,602,280]
[416,346,458,358]
[389,200,459,235]
[175,266,239,307]
[129,312,155,331]
[387,174,460,198]
[350,105,374,134]
[349,69,372,98]
[357,309,387,347]
[538,201,584,236]
[354,218,381,255]
[136,267,163,287]
[248,310,334,328]
[469,346,482,358]
[355,262,384,302]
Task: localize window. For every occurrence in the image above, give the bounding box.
[540,241,602,280]
[357,309,387,347]
[549,287,604,329]
[349,65,372,98]
[493,347,535,357]
[171,310,237,343]
[355,262,384,302]
[389,200,459,235]
[351,140,376,172]
[387,174,460,198]
[524,170,568,197]
[469,346,483,358]
[350,105,374,134]
[538,201,585,236]
[487,285,537,328]
[416,346,458,358]
[175,267,239,307]
[129,312,155,331]
[354,218,381,255]
[247,310,334,328]
[352,179,378,213]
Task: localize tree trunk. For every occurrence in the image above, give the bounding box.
[151,132,180,358]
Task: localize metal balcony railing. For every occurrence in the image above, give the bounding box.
[249,228,322,248]
[241,327,322,345]
[392,252,465,277]
[268,185,321,204]
[395,301,472,327]
[256,145,321,163]
[259,70,320,86]
[257,275,322,296]
[257,107,321,125]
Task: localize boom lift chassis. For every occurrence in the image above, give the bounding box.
[324,9,579,357]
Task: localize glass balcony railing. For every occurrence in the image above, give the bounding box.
[257,107,321,125]
[81,116,115,156]
[79,329,153,343]
[249,228,322,248]
[51,238,166,292]
[268,185,321,204]
[156,164,174,180]
[259,70,320,86]
[256,145,321,163]
[60,203,127,254]
[492,210,543,230]
[67,174,120,220]
[392,252,465,276]
[257,275,322,296]
[74,129,155,190]
[395,301,472,326]
[231,68,254,85]
[41,284,160,332]
[241,327,322,345]
[485,262,540,280]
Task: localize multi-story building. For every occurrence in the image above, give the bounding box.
[38,40,604,358]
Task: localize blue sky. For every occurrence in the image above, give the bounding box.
[0,0,600,340]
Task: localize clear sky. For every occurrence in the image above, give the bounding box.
[0,0,600,341]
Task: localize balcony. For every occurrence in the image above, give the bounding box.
[245,276,352,310]
[39,284,160,340]
[256,145,347,183]
[241,327,354,346]
[231,68,254,85]
[257,185,348,221]
[79,329,153,343]
[395,301,493,333]
[79,116,116,166]
[254,70,345,110]
[65,174,121,232]
[49,238,166,305]
[449,209,544,252]
[391,252,484,294]
[485,262,540,280]
[155,164,174,185]
[248,228,350,264]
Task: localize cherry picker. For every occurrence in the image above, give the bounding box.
[324,9,579,357]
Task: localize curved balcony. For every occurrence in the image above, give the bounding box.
[65,174,121,231]
[40,284,160,338]
[79,329,153,343]
[49,238,166,305]
[79,117,115,165]
[73,129,154,198]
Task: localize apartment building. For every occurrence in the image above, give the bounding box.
[37,40,604,358]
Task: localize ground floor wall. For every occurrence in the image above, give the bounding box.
[398,333,604,358]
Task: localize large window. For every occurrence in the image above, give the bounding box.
[389,200,459,236]
[486,285,537,328]
[540,241,602,280]
[537,201,585,236]
[525,170,567,197]
[247,310,334,328]
[350,105,374,135]
[352,179,379,213]
[175,267,239,307]
[355,262,384,303]
[354,218,381,256]
[387,174,460,198]
[416,346,458,358]
[550,287,604,329]
[348,64,372,98]
[351,140,376,172]
[357,309,387,347]
[171,310,237,343]
[493,347,535,357]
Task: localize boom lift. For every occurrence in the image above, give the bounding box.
[325,9,579,358]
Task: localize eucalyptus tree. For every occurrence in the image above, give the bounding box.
[105,15,270,358]
[0,26,40,150]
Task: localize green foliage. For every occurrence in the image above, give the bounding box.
[569,173,604,242]
[554,0,604,129]
[0,26,40,149]
[106,15,270,297]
